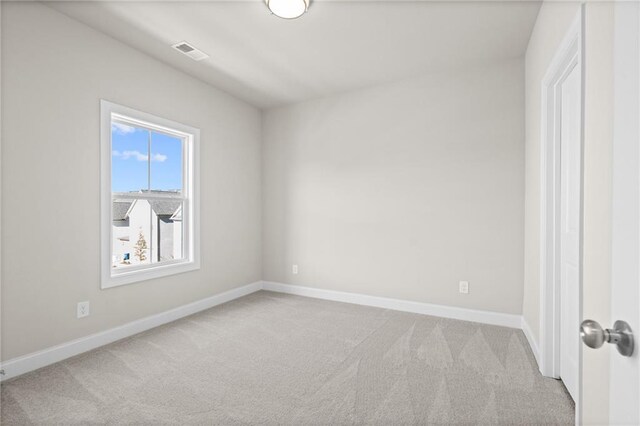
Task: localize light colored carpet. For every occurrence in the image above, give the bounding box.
[1,290,574,425]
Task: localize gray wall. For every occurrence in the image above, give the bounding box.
[1,2,262,360]
[262,59,525,315]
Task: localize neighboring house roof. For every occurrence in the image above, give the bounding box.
[170,205,183,221]
[113,201,135,221]
[150,200,182,216]
[112,198,181,221]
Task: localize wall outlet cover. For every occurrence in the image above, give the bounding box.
[459,281,469,294]
[77,301,90,318]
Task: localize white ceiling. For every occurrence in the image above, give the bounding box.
[49,1,541,109]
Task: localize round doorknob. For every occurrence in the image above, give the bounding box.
[580,319,634,357]
[581,319,606,349]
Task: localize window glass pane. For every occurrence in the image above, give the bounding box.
[150,201,184,263]
[150,132,183,194]
[111,199,152,269]
[112,198,184,269]
[112,121,149,193]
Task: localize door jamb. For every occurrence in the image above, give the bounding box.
[538,5,584,419]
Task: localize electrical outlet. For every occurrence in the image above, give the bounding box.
[459,281,469,294]
[292,264,299,275]
[77,301,90,318]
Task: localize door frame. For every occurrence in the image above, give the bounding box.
[538,5,584,416]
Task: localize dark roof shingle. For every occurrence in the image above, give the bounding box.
[112,201,134,221]
[150,200,181,216]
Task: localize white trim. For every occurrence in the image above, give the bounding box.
[0,3,3,379]
[539,6,584,381]
[0,281,262,382]
[100,100,201,289]
[262,281,522,329]
[0,281,542,383]
[521,316,541,368]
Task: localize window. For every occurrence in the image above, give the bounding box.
[101,101,199,288]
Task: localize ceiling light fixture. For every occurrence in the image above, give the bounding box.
[266,0,309,19]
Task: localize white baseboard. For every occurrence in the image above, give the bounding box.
[0,281,262,382]
[262,281,522,329]
[521,316,541,368]
[1,280,540,382]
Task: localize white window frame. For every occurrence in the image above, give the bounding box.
[100,100,200,289]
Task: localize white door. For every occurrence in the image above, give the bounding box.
[609,3,640,424]
[559,61,581,402]
[581,3,639,424]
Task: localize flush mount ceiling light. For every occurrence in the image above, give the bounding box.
[266,0,309,19]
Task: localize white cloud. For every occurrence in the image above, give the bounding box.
[112,150,167,162]
[111,122,137,135]
[151,153,168,162]
[121,150,148,161]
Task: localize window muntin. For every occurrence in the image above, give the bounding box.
[101,101,199,288]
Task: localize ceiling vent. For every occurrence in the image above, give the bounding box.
[171,41,209,61]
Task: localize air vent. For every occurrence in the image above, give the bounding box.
[175,43,194,53]
[171,41,209,61]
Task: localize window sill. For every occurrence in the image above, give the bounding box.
[102,260,200,289]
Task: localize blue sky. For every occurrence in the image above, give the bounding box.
[112,122,183,193]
